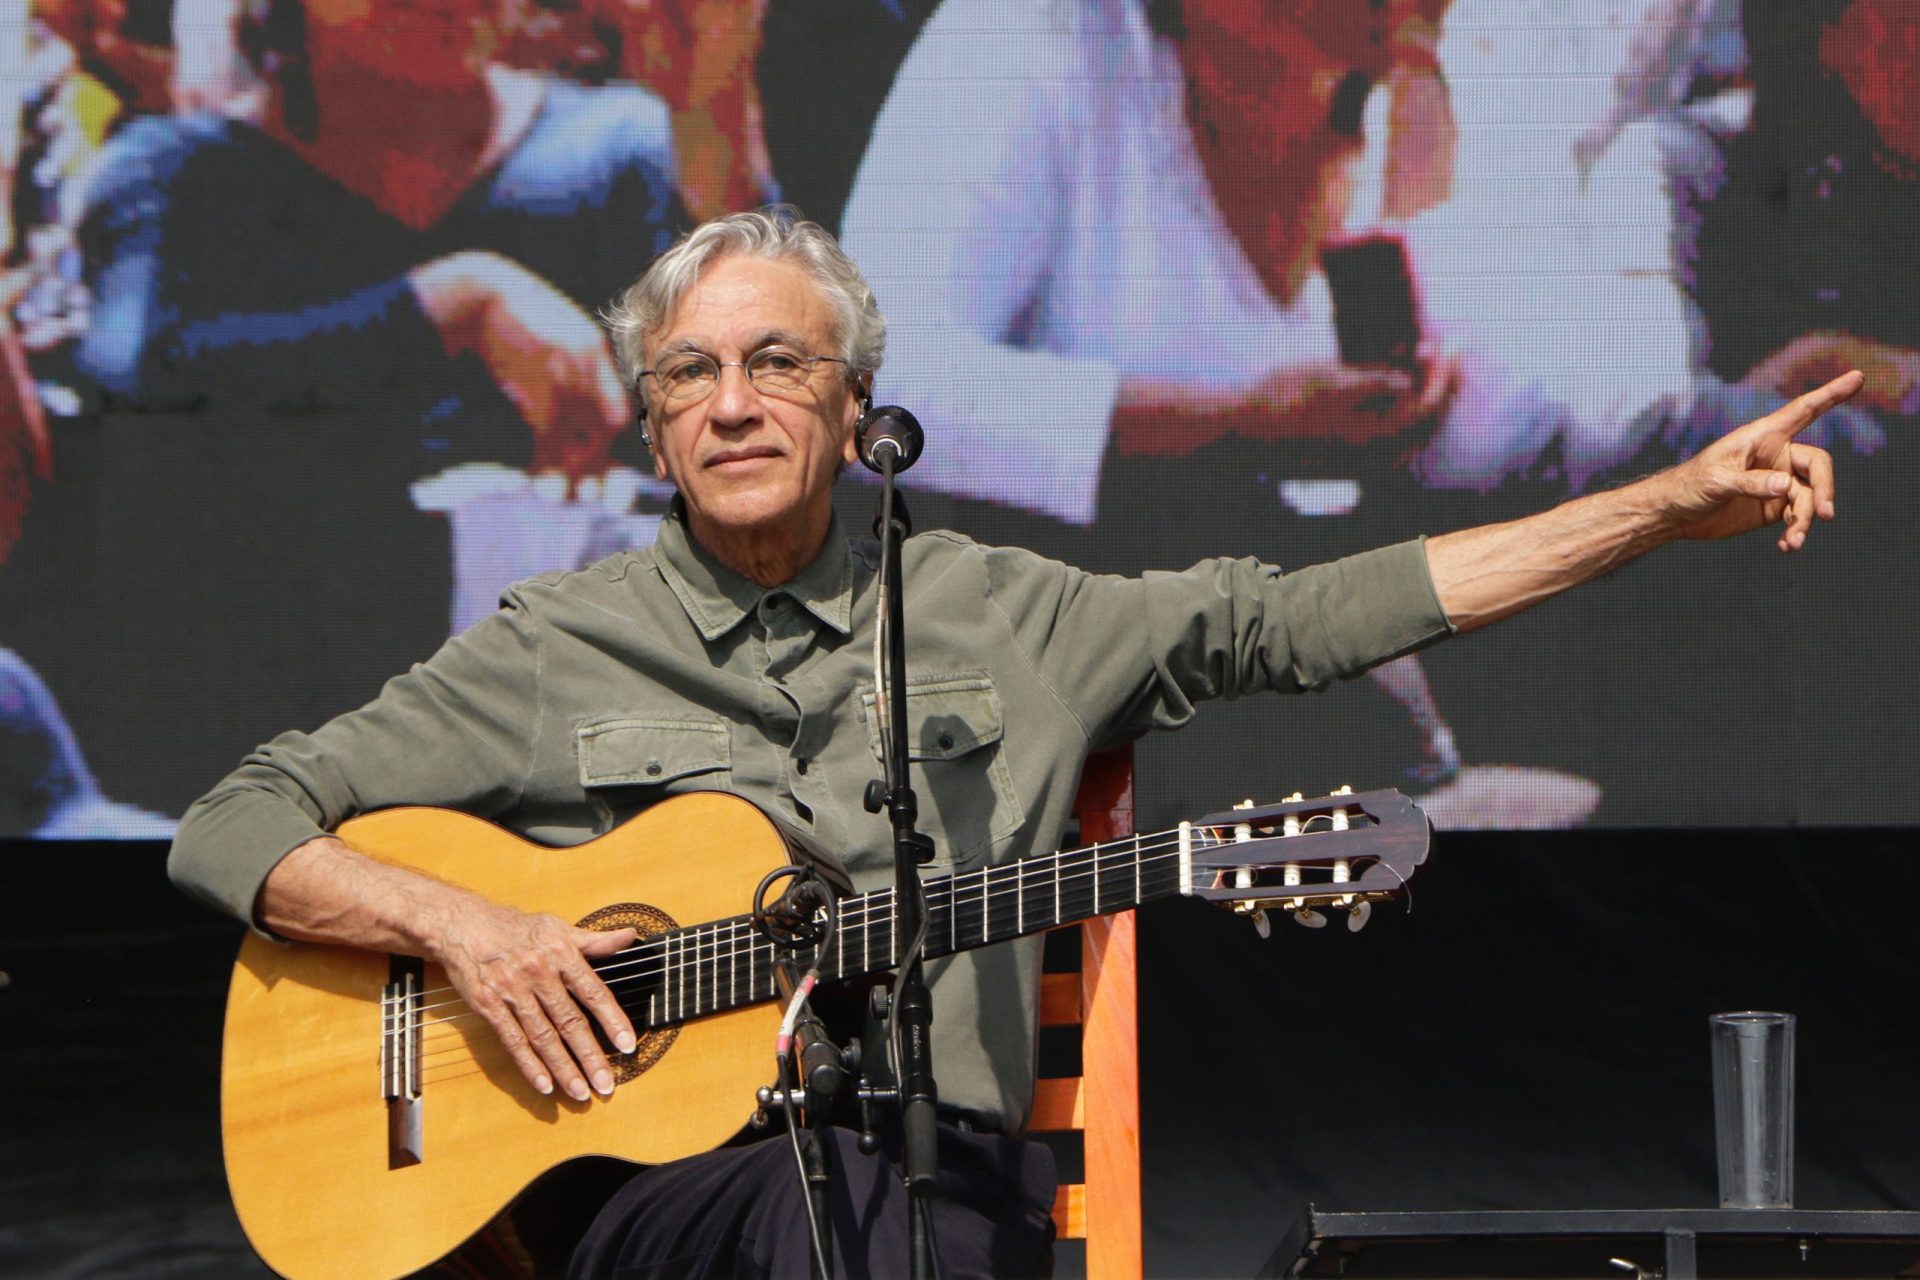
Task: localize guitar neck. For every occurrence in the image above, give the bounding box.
[826,832,1186,975]
[611,832,1185,1031]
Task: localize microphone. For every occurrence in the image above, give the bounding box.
[856,405,924,474]
[793,1001,847,1101]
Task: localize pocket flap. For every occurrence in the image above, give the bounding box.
[576,716,731,788]
[863,674,1005,762]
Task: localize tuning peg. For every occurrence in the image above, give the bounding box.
[1346,900,1372,933]
[1248,907,1272,939]
[1293,907,1328,929]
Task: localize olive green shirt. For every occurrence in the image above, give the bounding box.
[169,502,1451,1131]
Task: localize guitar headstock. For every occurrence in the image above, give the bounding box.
[1179,786,1430,934]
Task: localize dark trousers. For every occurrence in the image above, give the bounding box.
[568,1125,1057,1280]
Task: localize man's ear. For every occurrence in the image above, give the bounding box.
[643,411,671,481]
[841,376,870,465]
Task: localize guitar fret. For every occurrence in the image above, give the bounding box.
[1016,860,1024,935]
[978,868,989,944]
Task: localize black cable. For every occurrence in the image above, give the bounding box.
[760,872,842,1280]
[921,1192,948,1280]
[776,1048,834,1280]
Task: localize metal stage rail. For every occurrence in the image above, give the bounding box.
[1267,1207,1920,1278]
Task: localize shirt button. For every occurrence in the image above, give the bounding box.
[645,761,663,777]
[937,732,955,751]
[794,757,810,776]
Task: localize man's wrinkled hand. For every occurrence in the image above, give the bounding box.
[1658,370,1861,552]
[427,899,640,1103]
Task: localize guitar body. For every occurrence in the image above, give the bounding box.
[221,794,789,1280]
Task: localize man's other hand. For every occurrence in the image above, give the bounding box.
[1654,370,1861,552]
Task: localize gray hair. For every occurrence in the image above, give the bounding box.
[604,207,886,412]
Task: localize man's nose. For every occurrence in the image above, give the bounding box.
[705,362,762,426]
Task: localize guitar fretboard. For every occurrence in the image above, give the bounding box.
[604,833,1187,1030]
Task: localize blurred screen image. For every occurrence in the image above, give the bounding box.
[1,0,1914,837]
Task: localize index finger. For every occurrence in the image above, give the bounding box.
[1770,369,1865,439]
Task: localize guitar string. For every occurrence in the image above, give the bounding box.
[413,852,1412,1083]
[396,826,1201,1022]
[402,811,1373,1024]
[404,833,1211,1055]
[403,827,1212,1028]
[407,826,1386,1038]
[405,831,1390,1053]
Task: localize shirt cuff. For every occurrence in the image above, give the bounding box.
[168,785,332,940]
[1275,538,1455,689]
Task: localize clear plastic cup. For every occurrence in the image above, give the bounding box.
[1710,1011,1795,1208]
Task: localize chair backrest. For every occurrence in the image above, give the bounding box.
[1031,743,1143,1280]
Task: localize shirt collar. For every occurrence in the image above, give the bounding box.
[652,497,855,641]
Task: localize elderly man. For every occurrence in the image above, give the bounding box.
[169,208,1855,1278]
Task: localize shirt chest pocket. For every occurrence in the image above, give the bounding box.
[861,673,1024,868]
[575,715,733,824]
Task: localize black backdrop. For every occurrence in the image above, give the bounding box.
[7,825,1919,1279]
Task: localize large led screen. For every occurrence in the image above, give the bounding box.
[2,0,1915,838]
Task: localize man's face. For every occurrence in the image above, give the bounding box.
[643,254,861,550]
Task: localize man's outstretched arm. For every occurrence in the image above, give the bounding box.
[1426,371,1861,633]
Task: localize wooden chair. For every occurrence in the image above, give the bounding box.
[1032,744,1143,1279]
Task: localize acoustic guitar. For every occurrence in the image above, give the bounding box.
[221,787,1429,1279]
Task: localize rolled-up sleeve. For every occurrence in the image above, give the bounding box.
[985,538,1454,750]
[167,589,547,930]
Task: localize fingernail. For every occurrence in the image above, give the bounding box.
[568,1079,591,1102]
[1822,501,1836,518]
[594,1069,615,1096]
[535,1074,553,1096]
[616,1032,637,1054]
[1770,474,1790,494]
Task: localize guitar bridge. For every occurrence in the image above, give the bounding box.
[381,958,423,1168]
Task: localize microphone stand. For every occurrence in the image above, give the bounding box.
[862,432,941,1280]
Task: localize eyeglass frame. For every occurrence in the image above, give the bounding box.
[633,345,864,447]
[637,346,853,406]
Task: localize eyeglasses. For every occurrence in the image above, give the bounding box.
[640,345,849,408]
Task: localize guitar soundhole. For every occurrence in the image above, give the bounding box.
[578,902,679,1084]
